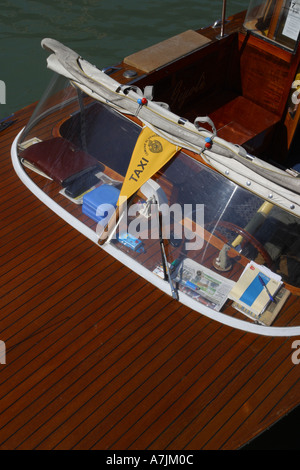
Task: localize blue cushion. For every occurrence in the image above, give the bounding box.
[82,184,120,223]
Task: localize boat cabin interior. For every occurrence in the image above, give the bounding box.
[122,1,300,166]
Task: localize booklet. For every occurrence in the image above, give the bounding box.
[229,261,282,317]
[232,287,290,325]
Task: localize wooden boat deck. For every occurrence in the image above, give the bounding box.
[0,103,299,450]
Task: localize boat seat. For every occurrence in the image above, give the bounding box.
[209,95,280,147]
[184,91,281,152]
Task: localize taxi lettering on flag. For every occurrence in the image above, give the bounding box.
[117,127,180,205]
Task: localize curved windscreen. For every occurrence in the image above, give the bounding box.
[17,72,300,294]
[111,151,300,295]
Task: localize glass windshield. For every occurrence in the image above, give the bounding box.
[111,151,300,290]
[17,74,300,292]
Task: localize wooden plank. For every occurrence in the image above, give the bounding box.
[0,44,300,452]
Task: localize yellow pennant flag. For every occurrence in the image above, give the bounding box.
[117,127,179,205]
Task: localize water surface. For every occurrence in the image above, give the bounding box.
[0,0,249,117]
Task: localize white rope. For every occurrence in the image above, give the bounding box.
[41,38,300,216]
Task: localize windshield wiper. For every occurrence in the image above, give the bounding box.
[154,198,179,300]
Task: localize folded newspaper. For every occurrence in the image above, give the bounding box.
[172,258,235,311]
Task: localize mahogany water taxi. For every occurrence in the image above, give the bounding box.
[11,0,300,336]
[1,0,300,449]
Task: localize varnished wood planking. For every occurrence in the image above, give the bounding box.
[17,301,187,449]
[0,284,165,449]
[0,99,299,450]
[185,341,295,449]
[101,327,250,451]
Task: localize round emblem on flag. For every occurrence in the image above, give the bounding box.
[147,138,163,153]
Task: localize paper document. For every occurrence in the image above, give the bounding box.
[229,261,282,317]
[173,258,235,311]
[232,287,290,325]
[282,1,300,41]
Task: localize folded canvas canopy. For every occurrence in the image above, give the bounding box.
[41,38,300,216]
